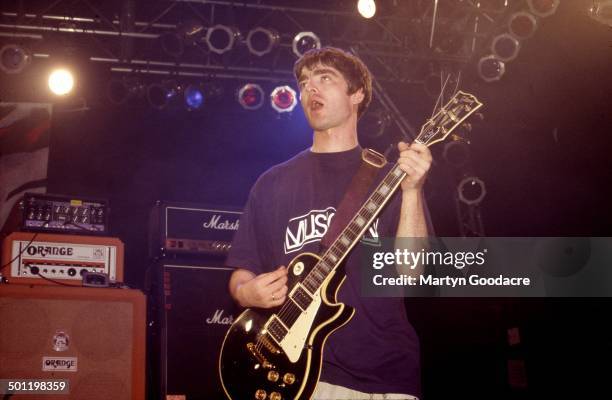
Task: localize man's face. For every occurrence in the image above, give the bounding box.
[297,64,363,132]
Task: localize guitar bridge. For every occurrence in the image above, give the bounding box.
[246,342,275,369]
[260,335,282,355]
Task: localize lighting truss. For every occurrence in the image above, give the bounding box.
[0,0,524,84]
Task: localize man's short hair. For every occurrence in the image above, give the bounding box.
[293,47,372,118]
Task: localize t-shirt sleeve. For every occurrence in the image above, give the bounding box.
[225,181,266,275]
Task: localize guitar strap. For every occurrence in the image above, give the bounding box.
[320,148,388,249]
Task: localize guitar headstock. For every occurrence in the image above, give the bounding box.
[416,91,483,147]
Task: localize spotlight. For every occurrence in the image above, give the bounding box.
[527,0,559,17]
[184,84,205,110]
[292,32,321,58]
[0,44,31,74]
[491,33,520,62]
[246,27,279,57]
[357,0,377,19]
[457,176,486,206]
[477,55,505,83]
[270,85,298,113]
[508,12,538,40]
[107,78,144,105]
[237,83,265,110]
[147,81,180,110]
[206,25,240,55]
[48,68,75,96]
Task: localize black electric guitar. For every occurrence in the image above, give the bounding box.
[219,91,483,400]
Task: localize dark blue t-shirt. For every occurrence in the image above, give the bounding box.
[226,146,421,396]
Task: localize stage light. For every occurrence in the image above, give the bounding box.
[48,68,75,96]
[527,0,559,17]
[508,12,538,40]
[292,32,321,58]
[270,85,297,113]
[0,44,31,74]
[491,33,520,62]
[246,27,279,57]
[357,0,376,19]
[457,176,486,206]
[184,84,204,110]
[206,25,240,54]
[237,83,265,110]
[477,55,505,83]
[147,81,180,110]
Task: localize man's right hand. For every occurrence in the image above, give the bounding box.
[231,266,288,308]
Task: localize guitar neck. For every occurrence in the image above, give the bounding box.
[301,162,407,294]
[300,90,483,294]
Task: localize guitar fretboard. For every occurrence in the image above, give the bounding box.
[304,162,407,293]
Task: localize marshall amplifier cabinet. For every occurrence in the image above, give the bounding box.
[150,260,239,400]
[1,232,124,286]
[0,284,146,400]
[149,201,242,258]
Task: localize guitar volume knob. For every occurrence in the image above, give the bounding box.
[283,373,296,385]
[254,389,267,400]
[267,370,279,382]
[270,392,282,400]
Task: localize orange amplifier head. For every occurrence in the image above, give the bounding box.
[1,232,124,286]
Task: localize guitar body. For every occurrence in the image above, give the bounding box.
[219,253,354,400]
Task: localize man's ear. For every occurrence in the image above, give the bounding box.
[351,88,365,106]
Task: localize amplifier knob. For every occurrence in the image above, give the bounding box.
[254,389,267,400]
[68,268,77,277]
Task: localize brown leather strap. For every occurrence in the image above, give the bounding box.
[321,148,386,249]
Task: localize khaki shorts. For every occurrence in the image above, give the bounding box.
[312,381,419,400]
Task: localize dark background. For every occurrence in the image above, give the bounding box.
[2,0,612,398]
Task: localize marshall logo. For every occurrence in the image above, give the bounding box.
[206,309,234,325]
[203,214,240,231]
[284,207,381,254]
[26,245,74,257]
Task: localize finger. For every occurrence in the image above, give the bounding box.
[397,141,410,152]
[267,275,288,292]
[409,143,433,161]
[276,284,288,297]
[258,266,287,285]
[402,151,431,171]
